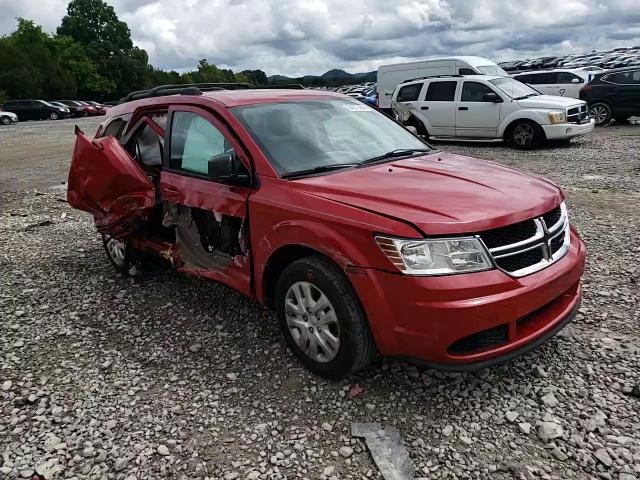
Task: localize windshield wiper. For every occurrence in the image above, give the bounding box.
[281,163,359,179]
[358,148,433,166]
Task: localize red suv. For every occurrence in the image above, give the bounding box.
[67,83,586,378]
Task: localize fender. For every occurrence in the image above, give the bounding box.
[253,218,378,304]
[498,109,550,137]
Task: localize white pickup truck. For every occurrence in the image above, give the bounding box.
[392,74,595,148]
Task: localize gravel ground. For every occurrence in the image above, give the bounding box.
[1,118,639,480]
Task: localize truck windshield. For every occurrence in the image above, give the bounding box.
[231,99,433,176]
[490,78,541,99]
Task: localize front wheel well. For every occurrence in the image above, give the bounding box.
[262,245,335,309]
[503,118,546,142]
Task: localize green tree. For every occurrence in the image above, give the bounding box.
[57,0,149,98]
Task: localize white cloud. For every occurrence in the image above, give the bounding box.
[0,0,639,76]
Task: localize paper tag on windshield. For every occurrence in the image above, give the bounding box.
[342,103,370,111]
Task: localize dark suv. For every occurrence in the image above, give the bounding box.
[579,67,640,125]
[2,100,71,121]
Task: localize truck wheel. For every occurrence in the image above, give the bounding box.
[275,256,376,379]
[49,112,59,120]
[509,120,543,149]
[589,103,612,126]
[102,234,135,275]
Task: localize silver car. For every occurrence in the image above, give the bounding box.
[0,110,18,125]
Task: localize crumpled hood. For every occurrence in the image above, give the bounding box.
[517,95,585,110]
[297,152,563,235]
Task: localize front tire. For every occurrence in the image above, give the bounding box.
[275,256,376,379]
[589,102,612,126]
[0,116,11,125]
[509,120,543,149]
[102,234,135,275]
[49,112,59,120]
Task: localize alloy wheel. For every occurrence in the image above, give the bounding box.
[512,123,534,146]
[105,235,126,266]
[285,281,340,363]
[50,112,59,120]
[589,105,610,125]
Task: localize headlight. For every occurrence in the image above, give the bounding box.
[548,111,566,124]
[375,236,493,275]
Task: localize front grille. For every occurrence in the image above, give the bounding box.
[479,219,537,249]
[448,324,509,355]
[495,247,545,272]
[567,105,589,124]
[478,203,570,277]
[542,206,562,229]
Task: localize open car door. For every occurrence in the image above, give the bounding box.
[67,126,155,237]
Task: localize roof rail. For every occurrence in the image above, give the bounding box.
[401,74,464,84]
[119,82,306,104]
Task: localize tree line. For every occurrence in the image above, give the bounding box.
[0,0,269,103]
[0,0,371,104]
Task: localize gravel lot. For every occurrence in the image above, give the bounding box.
[1,117,639,480]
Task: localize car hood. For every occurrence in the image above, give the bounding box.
[296,152,563,235]
[517,95,584,110]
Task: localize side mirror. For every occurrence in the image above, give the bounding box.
[571,78,581,83]
[483,92,503,103]
[208,152,251,186]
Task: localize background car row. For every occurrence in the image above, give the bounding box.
[498,46,640,72]
[0,99,109,124]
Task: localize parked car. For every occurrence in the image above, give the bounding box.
[0,109,18,125]
[579,67,640,125]
[512,69,589,99]
[57,100,97,116]
[377,56,508,114]
[84,101,108,114]
[1,99,71,121]
[76,101,101,115]
[67,84,586,378]
[52,100,87,118]
[392,74,594,148]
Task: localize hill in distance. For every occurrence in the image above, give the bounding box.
[269,68,376,86]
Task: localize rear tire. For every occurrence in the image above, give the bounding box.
[589,102,612,126]
[508,120,543,149]
[275,256,376,379]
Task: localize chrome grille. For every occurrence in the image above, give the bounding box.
[567,105,589,124]
[478,204,570,277]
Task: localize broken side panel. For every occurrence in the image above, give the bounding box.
[67,128,156,237]
[159,171,251,296]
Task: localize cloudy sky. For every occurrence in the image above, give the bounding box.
[1,0,639,76]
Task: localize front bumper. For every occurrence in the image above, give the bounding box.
[348,228,586,369]
[542,119,595,140]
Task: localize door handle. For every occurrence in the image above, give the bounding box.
[458,106,469,111]
[421,106,429,110]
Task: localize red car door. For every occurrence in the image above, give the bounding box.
[67,126,155,237]
[159,105,254,297]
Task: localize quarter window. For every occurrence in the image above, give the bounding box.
[396,83,422,102]
[459,68,477,75]
[425,81,457,101]
[461,82,495,102]
[170,111,233,176]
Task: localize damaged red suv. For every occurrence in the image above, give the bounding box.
[67,84,586,379]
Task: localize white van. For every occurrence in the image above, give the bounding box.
[511,69,590,99]
[377,56,507,112]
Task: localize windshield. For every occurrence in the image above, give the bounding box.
[476,65,508,76]
[40,100,57,107]
[490,78,540,99]
[231,99,432,176]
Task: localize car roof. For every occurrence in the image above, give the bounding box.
[398,74,504,86]
[106,88,348,116]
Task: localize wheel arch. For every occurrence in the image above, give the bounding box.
[502,117,547,142]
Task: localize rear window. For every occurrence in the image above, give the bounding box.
[396,83,422,102]
[425,81,457,101]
